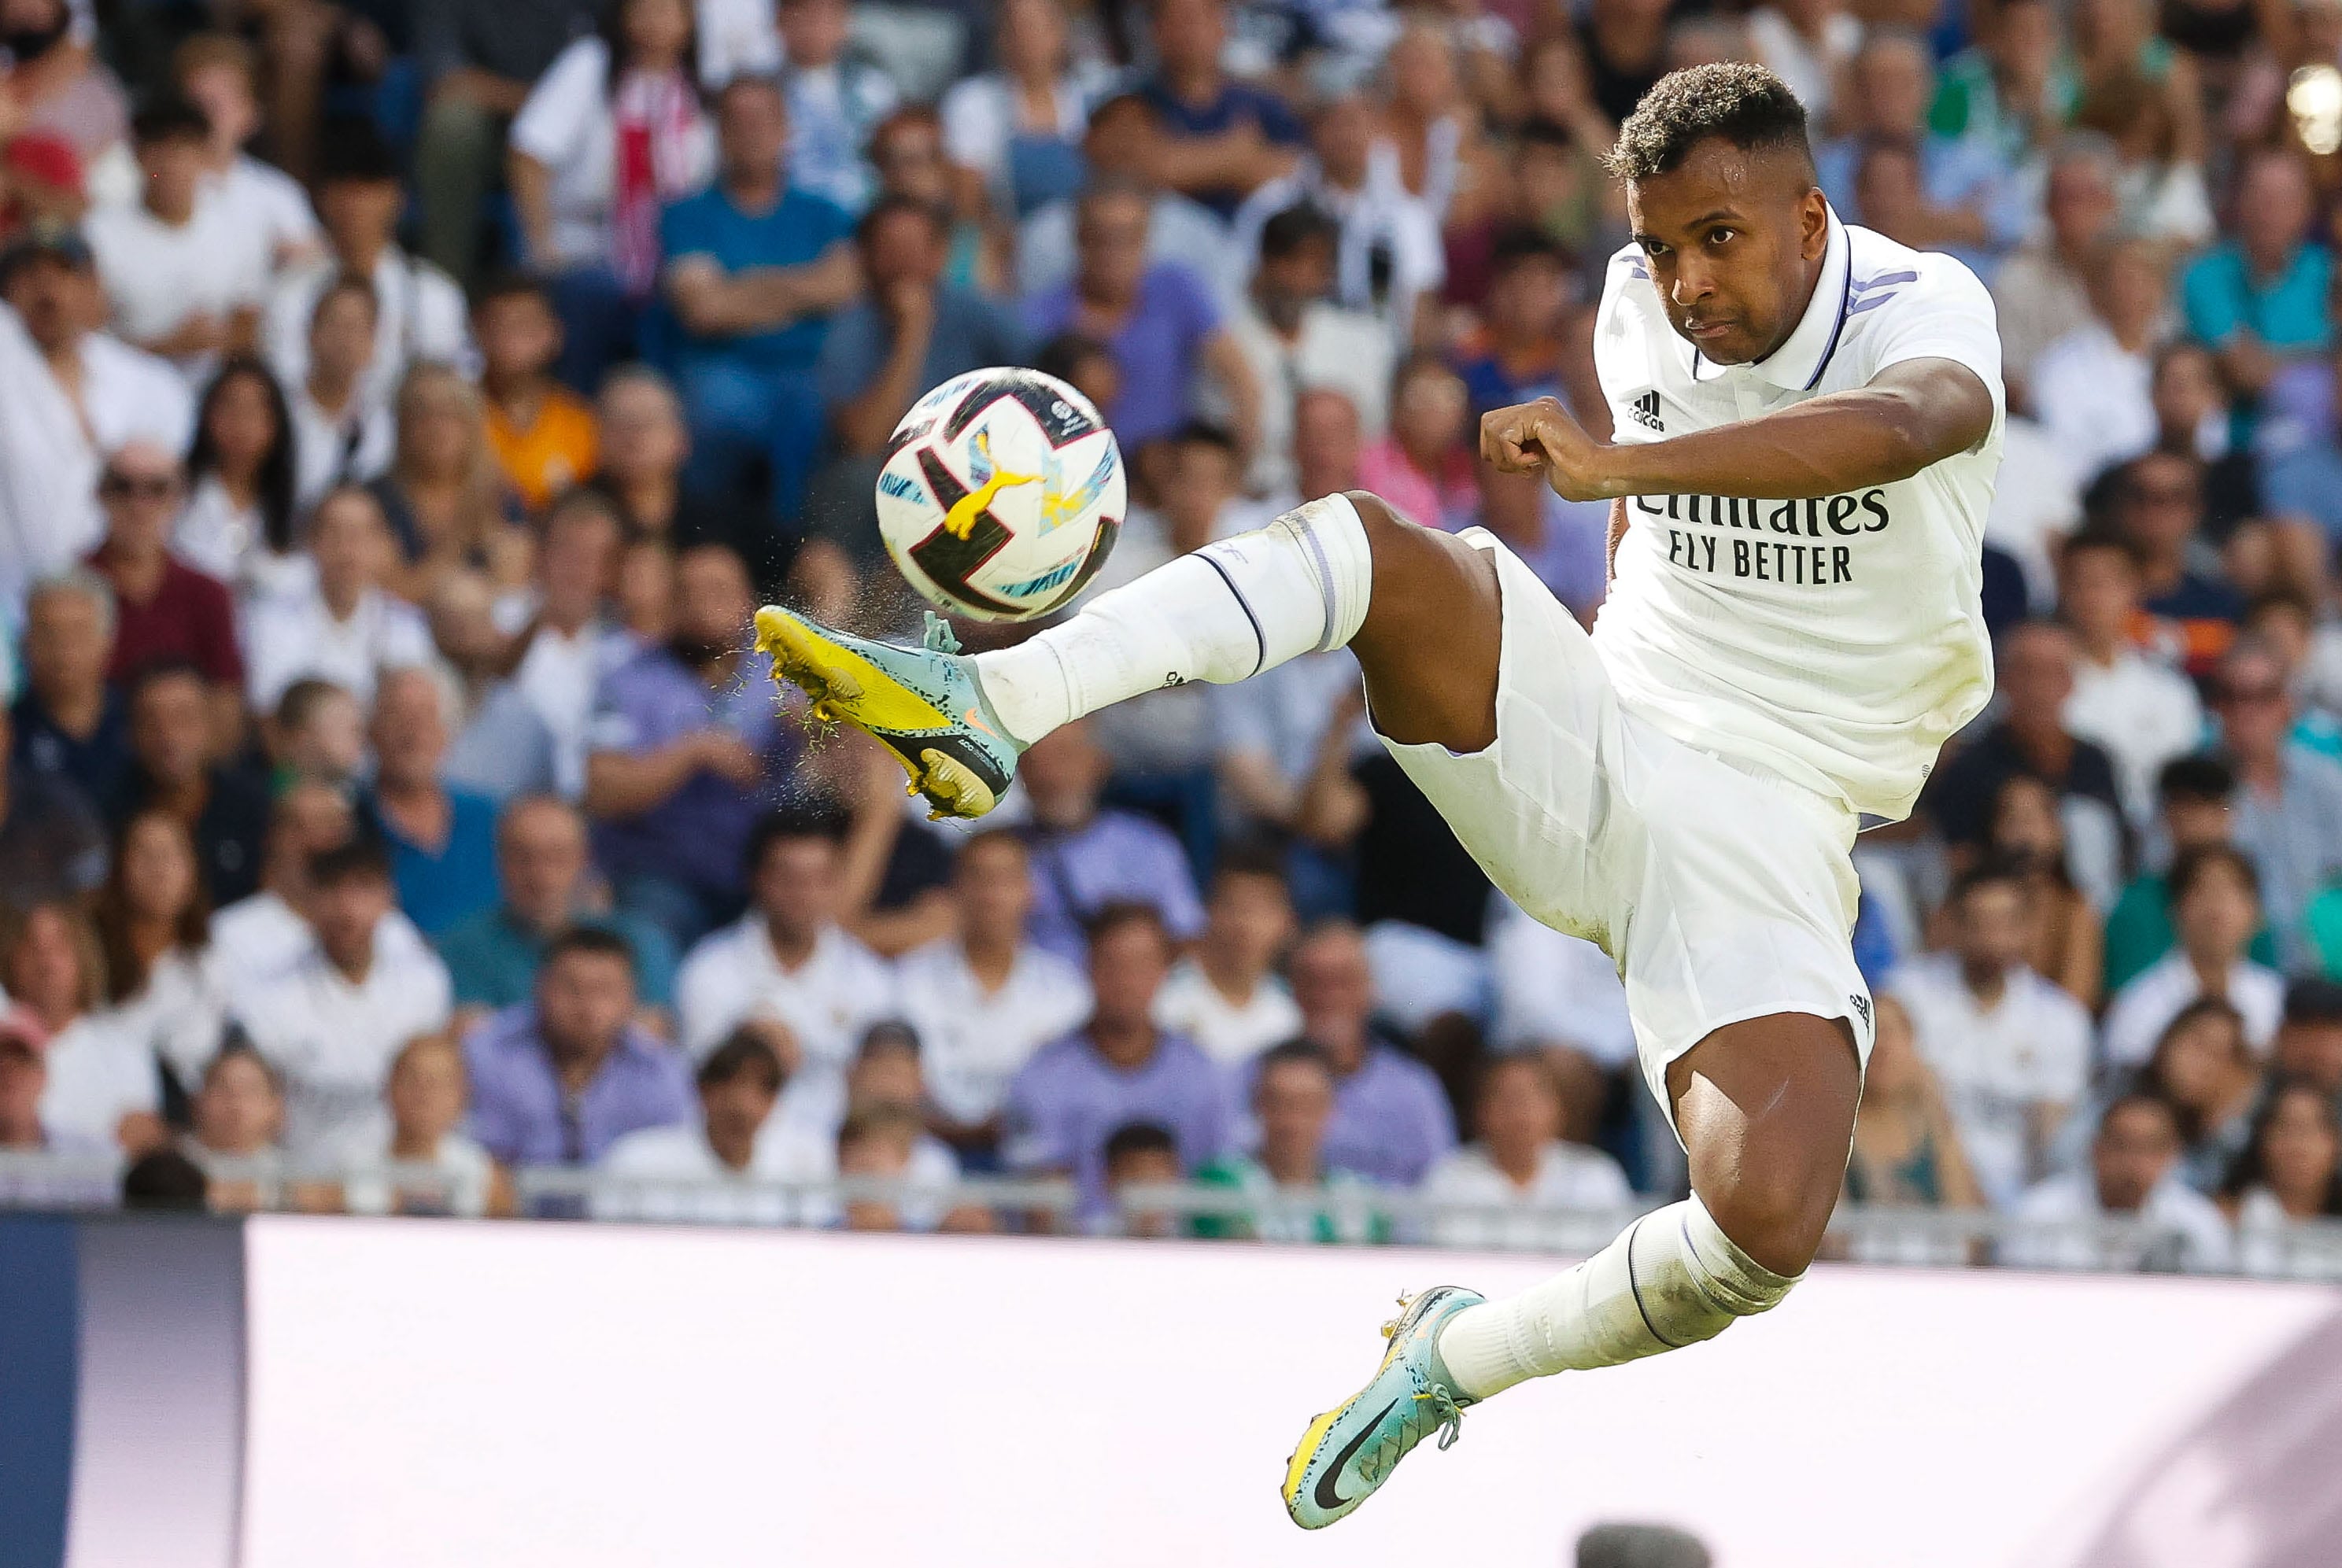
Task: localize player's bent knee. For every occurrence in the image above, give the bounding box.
[1698,1161,1838,1278]
[1677,1196,1801,1332]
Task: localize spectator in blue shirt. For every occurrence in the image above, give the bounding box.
[2263,347,2342,543]
[1023,180,1261,456]
[1018,718,1206,961]
[364,666,501,938]
[2181,147,2332,412]
[659,76,860,525]
[465,926,693,1168]
[1137,0,1303,220]
[434,795,680,1020]
[582,541,799,949]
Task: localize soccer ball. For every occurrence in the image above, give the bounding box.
[875,367,1125,622]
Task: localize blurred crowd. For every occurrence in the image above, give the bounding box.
[5,0,2342,1266]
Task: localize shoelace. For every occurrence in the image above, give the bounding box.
[1356,1385,1466,1487]
[922,611,963,655]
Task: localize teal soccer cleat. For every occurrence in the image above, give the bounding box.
[754,606,1023,820]
[1281,1285,1484,1529]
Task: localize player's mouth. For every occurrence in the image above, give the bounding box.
[1682,318,1735,344]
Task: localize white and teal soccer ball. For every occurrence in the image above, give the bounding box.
[875,367,1125,622]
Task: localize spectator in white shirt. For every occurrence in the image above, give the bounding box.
[286,274,393,509]
[1422,1053,1635,1249]
[596,1031,830,1223]
[91,808,231,1101]
[265,122,472,414]
[1154,846,1302,1066]
[1220,204,1392,499]
[2006,1093,2234,1272]
[675,810,898,1134]
[230,839,454,1157]
[1486,895,1639,1071]
[83,98,270,383]
[208,779,372,992]
[2057,532,2204,829]
[2222,1079,2342,1275]
[172,33,322,277]
[1889,863,2095,1208]
[939,0,1103,223]
[241,485,433,710]
[2032,238,2168,485]
[336,1030,503,1216]
[896,829,1089,1154]
[183,1043,286,1212]
[0,225,193,607]
[2103,843,2285,1067]
[9,898,165,1154]
[175,356,305,603]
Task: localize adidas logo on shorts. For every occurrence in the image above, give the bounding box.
[1630,390,1664,432]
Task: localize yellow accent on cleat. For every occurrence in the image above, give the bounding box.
[754,608,954,735]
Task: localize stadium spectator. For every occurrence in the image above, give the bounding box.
[1423,1053,1635,1249]
[1156,848,1302,1066]
[113,661,268,909]
[595,1030,828,1223]
[2103,844,2284,1066]
[12,570,127,809]
[204,780,357,983]
[230,840,453,1157]
[91,808,229,1101]
[659,74,859,524]
[1100,1119,1185,1238]
[262,679,367,795]
[1222,203,1394,500]
[183,1045,285,1212]
[507,0,712,391]
[285,274,393,509]
[85,440,242,713]
[83,97,267,380]
[2218,640,2342,970]
[370,365,519,603]
[465,275,598,515]
[2133,997,2261,1193]
[2103,757,2272,991]
[1014,718,1205,960]
[835,1105,946,1232]
[437,795,678,1019]
[938,0,1103,224]
[6,898,164,1155]
[2178,147,2329,409]
[1925,620,2126,905]
[2058,533,2205,829]
[465,926,689,1167]
[337,1031,501,1217]
[1015,93,1238,308]
[583,542,795,945]
[2262,345,2342,545]
[1843,993,1986,1211]
[1990,134,2122,404]
[1819,28,2019,263]
[1025,179,1261,458]
[2222,1080,2342,1271]
[169,35,320,277]
[840,1022,972,1227]
[2007,1093,2234,1271]
[0,0,127,193]
[2097,452,2242,678]
[674,810,896,1140]
[1361,354,1475,535]
[867,106,998,296]
[1577,0,1671,127]
[0,1008,113,1206]
[1192,1041,1385,1244]
[0,696,105,914]
[589,366,789,595]
[361,667,499,938]
[266,122,471,415]
[776,0,899,215]
[0,222,191,605]
[1003,902,1230,1212]
[1281,920,1456,1188]
[2148,343,2259,540]
[241,486,431,711]
[1136,0,1302,220]
[896,829,1088,1157]
[173,356,301,602]
[1485,898,1639,1073]
[1983,775,2104,1007]
[1450,229,1575,419]
[1889,864,2093,1208]
[2032,239,2169,485]
[410,0,603,290]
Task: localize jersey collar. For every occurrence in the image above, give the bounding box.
[1686,206,1853,392]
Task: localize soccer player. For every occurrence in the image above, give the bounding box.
[755,63,2002,1528]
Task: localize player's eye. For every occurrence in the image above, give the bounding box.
[1708,228,1736,248]
[1640,240,1669,258]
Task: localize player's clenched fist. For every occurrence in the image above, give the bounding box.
[1478,397,1614,502]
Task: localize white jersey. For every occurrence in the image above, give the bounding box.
[1589,209,2004,822]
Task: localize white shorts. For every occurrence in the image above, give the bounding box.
[1376,530,1877,1116]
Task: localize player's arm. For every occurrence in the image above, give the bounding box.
[1606,499,1628,588]
[1483,358,1995,502]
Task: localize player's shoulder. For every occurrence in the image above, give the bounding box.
[1840,224,1997,327]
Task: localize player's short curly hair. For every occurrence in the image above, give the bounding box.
[1604,62,1812,182]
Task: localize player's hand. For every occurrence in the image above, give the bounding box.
[1479,396,1616,502]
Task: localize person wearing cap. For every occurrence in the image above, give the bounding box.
[0,219,194,607]
[262,120,474,414]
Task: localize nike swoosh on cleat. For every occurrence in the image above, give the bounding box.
[1313,1399,1399,1514]
[962,706,999,741]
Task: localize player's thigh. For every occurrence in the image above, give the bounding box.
[1666,1013,1863,1276]
[1345,490,1503,754]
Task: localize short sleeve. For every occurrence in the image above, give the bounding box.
[659,194,717,266]
[1863,258,2004,396]
[510,39,607,168]
[1589,247,1660,445]
[938,76,1003,177]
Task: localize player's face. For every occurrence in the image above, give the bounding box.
[1625,138,1829,368]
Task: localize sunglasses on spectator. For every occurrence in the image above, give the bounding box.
[100,472,177,500]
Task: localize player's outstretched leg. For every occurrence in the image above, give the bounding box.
[1283,1013,1858,1529]
[757,490,1498,817]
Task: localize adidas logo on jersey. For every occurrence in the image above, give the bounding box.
[1630,391,1664,432]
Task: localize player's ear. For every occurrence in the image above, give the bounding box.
[1801,187,1830,261]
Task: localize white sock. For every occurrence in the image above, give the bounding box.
[973,493,1374,747]
[1435,1198,1801,1401]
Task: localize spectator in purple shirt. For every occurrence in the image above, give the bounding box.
[464,926,694,1168]
[582,542,798,948]
[1018,718,1206,961]
[1280,920,1456,1186]
[1003,902,1231,1211]
[1021,180,1260,456]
